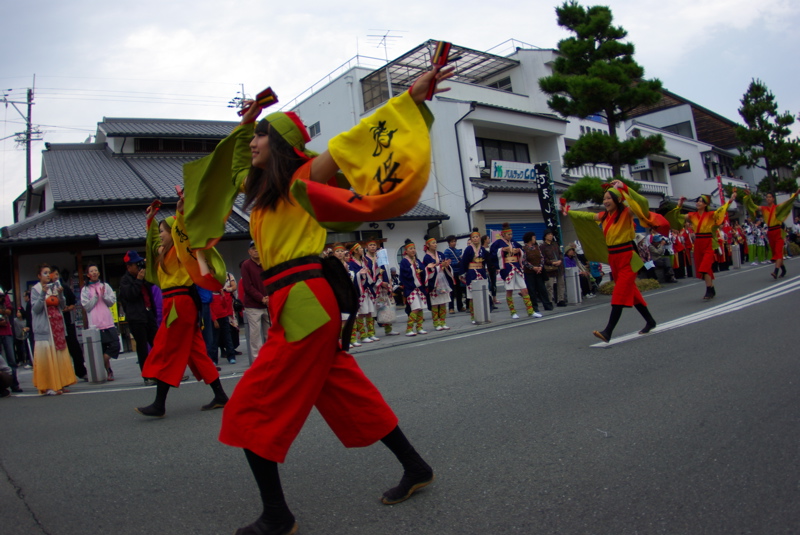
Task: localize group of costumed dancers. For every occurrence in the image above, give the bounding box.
[126,48,798,532]
[133,65,454,535]
[563,180,798,343]
[396,237,455,335]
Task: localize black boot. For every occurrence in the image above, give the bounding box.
[593,305,623,343]
[135,380,169,417]
[635,304,656,334]
[780,265,787,278]
[201,378,229,411]
[703,286,714,300]
[380,426,434,505]
[771,268,779,280]
[236,450,297,535]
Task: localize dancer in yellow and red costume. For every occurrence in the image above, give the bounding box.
[563,180,664,342]
[180,66,454,535]
[741,188,800,279]
[135,198,230,417]
[666,191,737,300]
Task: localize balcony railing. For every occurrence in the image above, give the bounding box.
[633,181,669,196]
[567,164,615,180]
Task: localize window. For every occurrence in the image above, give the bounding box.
[669,160,691,175]
[308,121,321,139]
[487,76,512,92]
[134,138,220,153]
[638,170,655,182]
[475,137,530,167]
[662,121,694,139]
[361,69,409,112]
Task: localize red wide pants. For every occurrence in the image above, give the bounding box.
[219,277,398,463]
[141,294,220,387]
[609,249,647,308]
[767,227,784,261]
[693,236,715,280]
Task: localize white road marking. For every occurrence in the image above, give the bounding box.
[591,275,800,347]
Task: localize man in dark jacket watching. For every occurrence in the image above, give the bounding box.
[241,241,270,361]
[118,251,158,385]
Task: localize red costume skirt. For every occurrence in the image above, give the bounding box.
[219,275,398,463]
[608,244,646,308]
[693,234,715,279]
[141,290,220,387]
[767,227,784,261]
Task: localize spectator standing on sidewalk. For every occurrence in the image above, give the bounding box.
[400,239,429,336]
[0,287,22,393]
[540,230,566,307]
[13,308,31,370]
[210,272,238,364]
[422,236,454,331]
[442,235,465,314]
[241,241,270,360]
[49,267,87,381]
[521,231,549,315]
[461,229,488,324]
[32,264,77,395]
[118,252,158,385]
[490,223,535,318]
[481,235,500,306]
[80,264,121,380]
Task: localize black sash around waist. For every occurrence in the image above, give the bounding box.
[261,254,359,351]
[695,232,712,238]
[162,285,202,315]
[261,255,324,296]
[768,225,781,231]
[162,286,192,299]
[608,241,635,255]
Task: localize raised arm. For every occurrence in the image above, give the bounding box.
[713,191,736,225]
[309,66,455,184]
[741,192,759,219]
[774,187,800,222]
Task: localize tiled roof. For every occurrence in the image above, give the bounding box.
[1,207,250,246]
[2,198,442,246]
[98,118,238,138]
[125,155,199,200]
[231,194,448,222]
[45,145,157,205]
[385,202,450,221]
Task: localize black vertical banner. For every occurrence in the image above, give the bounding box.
[533,163,560,243]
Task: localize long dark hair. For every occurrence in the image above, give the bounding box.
[244,123,307,212]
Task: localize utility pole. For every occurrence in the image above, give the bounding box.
[2,75,42,217]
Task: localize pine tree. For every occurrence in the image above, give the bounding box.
[539,1,665,179]
[733,79,800,194]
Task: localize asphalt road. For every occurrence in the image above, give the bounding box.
[2,260,799,535]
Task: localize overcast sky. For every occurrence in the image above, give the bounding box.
[2,0,799,227]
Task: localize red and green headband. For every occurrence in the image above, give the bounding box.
[257,111,317,160]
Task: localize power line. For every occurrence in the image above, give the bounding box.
[35,87,231,100]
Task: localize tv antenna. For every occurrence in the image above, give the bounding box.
[366,29,407,62]
[227,83,248,112]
